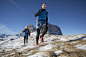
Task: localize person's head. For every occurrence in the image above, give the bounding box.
[42,3,47,9]
[25,26,28,29]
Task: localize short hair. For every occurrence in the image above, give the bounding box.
[42,3,46,5]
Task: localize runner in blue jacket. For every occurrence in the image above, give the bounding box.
[22,26,30,45]
[34,3,48,46]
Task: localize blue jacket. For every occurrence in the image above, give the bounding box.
[24,29,29,36]
[36,9,48,23]
[22,29,30,36]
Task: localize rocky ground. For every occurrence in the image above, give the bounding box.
[0,32,86,57]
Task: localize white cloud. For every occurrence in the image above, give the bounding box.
[0,23,17,35]
[8,0,28,15]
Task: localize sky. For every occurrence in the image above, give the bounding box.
[0,0,86,35]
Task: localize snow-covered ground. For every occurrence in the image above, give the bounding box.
[0,32,86,57]
[74,44,86,50]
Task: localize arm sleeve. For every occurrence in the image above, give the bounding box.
[28,30,30,34]
[46,11,48,25]
[34,10,41,17]
[22,29,25,33]
[28,30,30,36]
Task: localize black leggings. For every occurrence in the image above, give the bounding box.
[24,36,28,45]
[36,25,48,43]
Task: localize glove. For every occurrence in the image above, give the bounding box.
[29,34,30,36]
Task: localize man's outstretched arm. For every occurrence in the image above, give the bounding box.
[34,11,41,17]
[34,9,45,17]
[34,10,41,17]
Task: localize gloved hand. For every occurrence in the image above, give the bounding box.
[29,34,30,36]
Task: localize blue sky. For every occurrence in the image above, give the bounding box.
[0,0,86,35]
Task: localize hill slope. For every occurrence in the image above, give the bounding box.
[0,32,86,57]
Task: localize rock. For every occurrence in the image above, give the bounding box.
[47,23,62,35]
[15,33,24,36]
[10,38,14,41]
[35,23,62,35]
[1,34,6,36]
[0,34,6,38]
[28,24,35,33]
[0,36,4,38]
[26,23,62,35]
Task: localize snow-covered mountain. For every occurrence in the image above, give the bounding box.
[0,34,12,41]
[0,34,6,38]
[0,32,86,57]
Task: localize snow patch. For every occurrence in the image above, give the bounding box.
[53,50,63,56]
[16,45,35,52]
[28,52,44,57]
[83,38,86,40]
[28,52,49,57]
[2,52,15,57]
[70,41,80,44]
[58,34,85,42]
[39,44,53,51]
[75,44,86,50]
